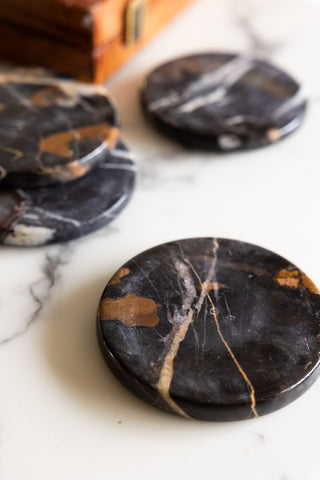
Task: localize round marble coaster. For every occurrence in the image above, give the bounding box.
[97,238,320,421]
[0,69,120,188]
[0,141,136,246]
[141,53,307,151]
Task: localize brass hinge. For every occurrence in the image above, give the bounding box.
[125,0,146,45]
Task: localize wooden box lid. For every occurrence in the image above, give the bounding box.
[0,0,196,82]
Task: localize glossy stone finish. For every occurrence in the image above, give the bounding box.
[141,54,307,151]
[0,68,120,188]
[98,238,320,421]
[0,141,136,246]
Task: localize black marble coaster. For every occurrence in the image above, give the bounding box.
[141,53,307,151]
[97,238,320,421]
[0,68,120,188]
[0,141,135,246]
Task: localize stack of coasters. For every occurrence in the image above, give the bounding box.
[0,68,136,246]
[141,53,307,151]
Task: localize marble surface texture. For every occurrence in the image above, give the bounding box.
[98,238,320,421]
[1,0,320,478]
[0,141,136,246]
[142,54,306,150]
[0,69,119,188]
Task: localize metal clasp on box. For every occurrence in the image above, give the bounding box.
[125,0,146,45]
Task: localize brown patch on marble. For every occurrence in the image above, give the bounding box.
[199,281,225,294]
[67,161,90,177]
[109,268,131,286]
[0,103,5,111]
[301,274,320,295]
[105,125,120,149]
[56,159,92,180]
[36,158,94,182]
[39,124,120,160]
[31,86,68,107]
[100,293,161,327]
[267,128,282,143]
[276,270,299,289]
[275,269,320,295]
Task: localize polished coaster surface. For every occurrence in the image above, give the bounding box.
[141,53,307,151]
[0,68,120,188]
[0,141,135,246]
[98,238,320,421]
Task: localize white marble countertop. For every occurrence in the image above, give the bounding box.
[1,0,320,478]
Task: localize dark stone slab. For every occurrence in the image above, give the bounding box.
[141,53,307,151]
[0,140,136,246]
[0,68,120,188]
[97,238,320,421]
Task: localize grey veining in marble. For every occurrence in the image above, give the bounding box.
[0,141,136,246]
[141,53,307,151]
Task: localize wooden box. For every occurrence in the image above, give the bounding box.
[0,0,195,83]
